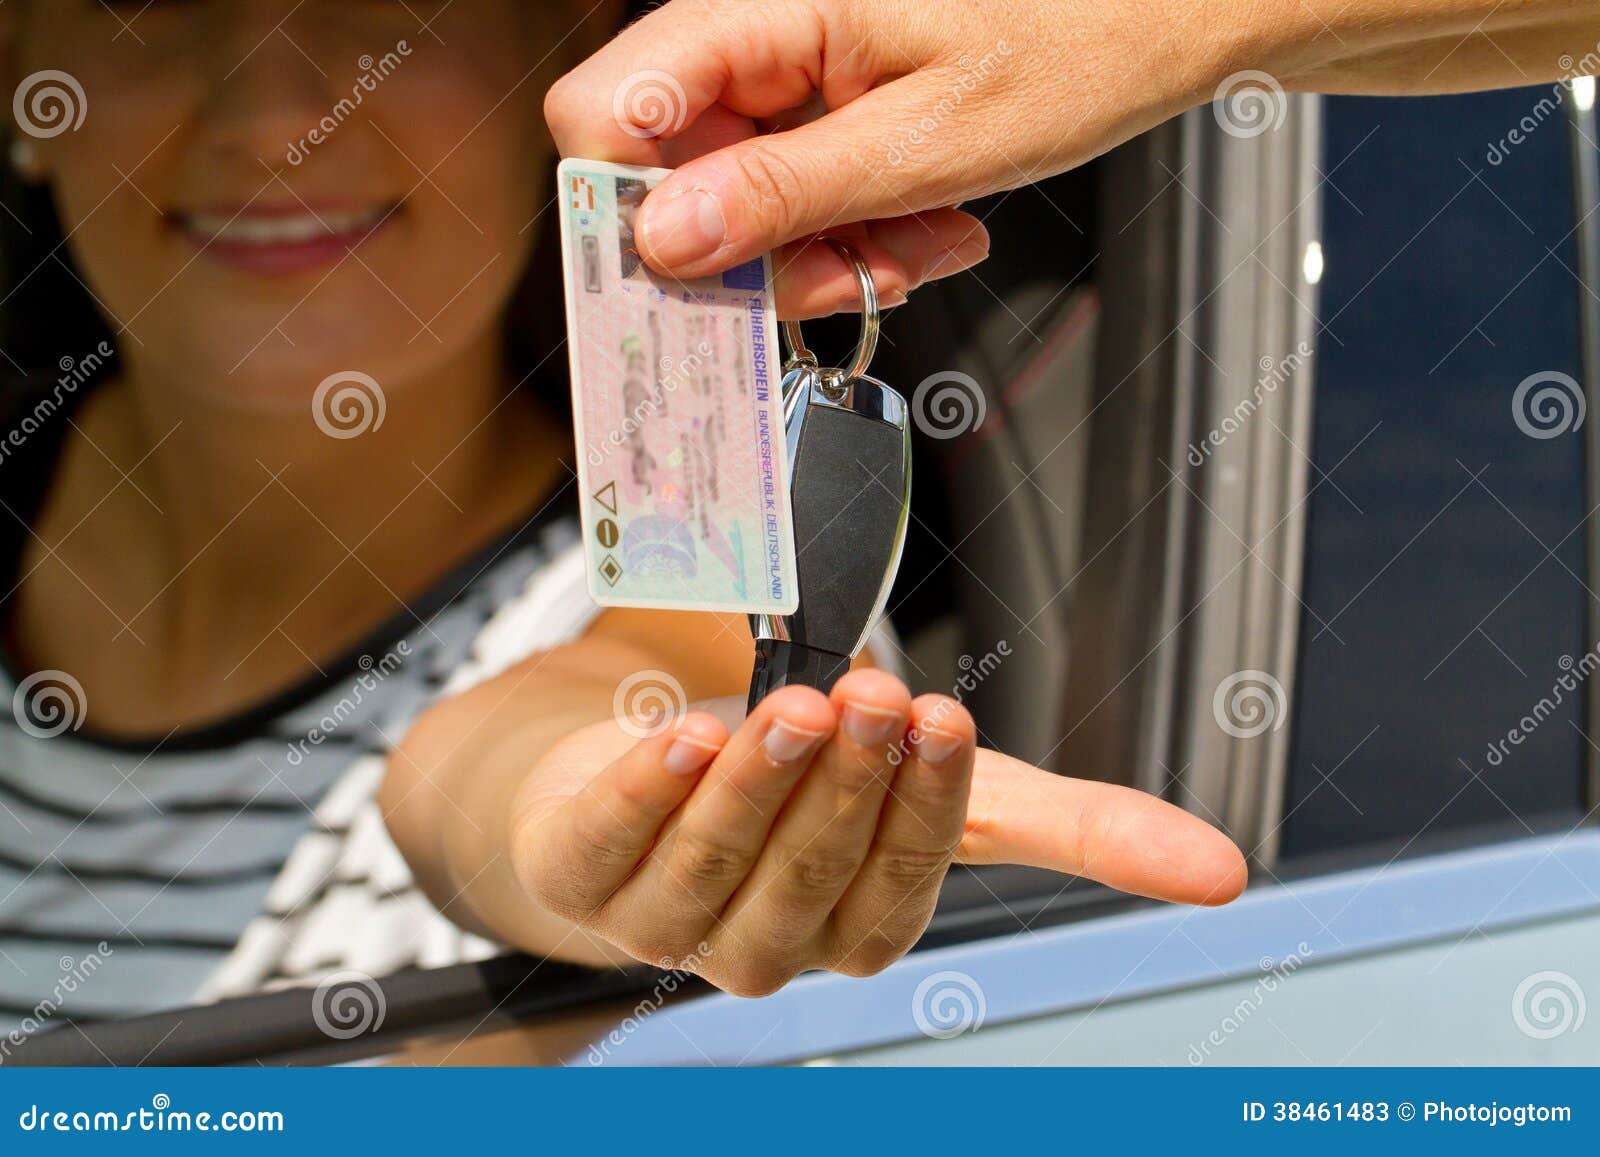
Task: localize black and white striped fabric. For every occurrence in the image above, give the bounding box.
[0,511,600,1037]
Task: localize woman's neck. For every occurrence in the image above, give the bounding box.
[13,331,571,737]
[128,335,538,555]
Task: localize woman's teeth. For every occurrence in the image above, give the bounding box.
[180,207,387,245]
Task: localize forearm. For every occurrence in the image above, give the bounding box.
[379,644,638,967]
[436,713,640,970]
[1244,0,1599,92]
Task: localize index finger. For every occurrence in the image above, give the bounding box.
[543,0,854,164]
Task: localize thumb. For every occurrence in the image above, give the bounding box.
[636,73,988,280]
[960,749,1250,907]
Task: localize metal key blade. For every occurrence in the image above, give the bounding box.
[747,365,912,709]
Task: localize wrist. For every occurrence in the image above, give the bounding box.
[1109,0,1301,132]
[1174,0,1330,97]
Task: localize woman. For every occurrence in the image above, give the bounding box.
[0,0,1248,1039]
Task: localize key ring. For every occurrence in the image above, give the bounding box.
[781,237,879,390]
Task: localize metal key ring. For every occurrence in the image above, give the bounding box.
[781,237,879,386]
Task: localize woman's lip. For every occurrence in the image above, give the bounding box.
[170,205,398,276]
[179,202,385,218]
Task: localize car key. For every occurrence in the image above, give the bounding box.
[747,239,912,710]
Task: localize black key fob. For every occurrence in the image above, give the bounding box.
[747,241,911,709]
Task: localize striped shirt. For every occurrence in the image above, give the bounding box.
[0,503,601,1039]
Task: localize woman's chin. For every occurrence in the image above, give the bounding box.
[144,342,403,419]
[149,308,423,388]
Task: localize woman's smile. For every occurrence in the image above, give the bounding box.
[168,202,401,276]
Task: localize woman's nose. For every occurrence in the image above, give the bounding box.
[199,15,338,168]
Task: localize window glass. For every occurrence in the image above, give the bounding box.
[1284,89,1590,856]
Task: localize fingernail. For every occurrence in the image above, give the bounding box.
[841,701,903,747]
[640,189,726,268]
[763,719,828,764]
[915,728,965,765]
[880,290,908,308]
[923,239,989,281]
[663,734,720,776]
